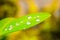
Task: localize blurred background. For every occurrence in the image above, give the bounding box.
[0,0,60,40]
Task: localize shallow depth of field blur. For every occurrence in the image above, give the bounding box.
[0,0,60,40]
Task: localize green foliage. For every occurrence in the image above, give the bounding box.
[0,12,51,36]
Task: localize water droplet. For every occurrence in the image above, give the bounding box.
[28,16,32,19]
[9,25,13,30]
[26,22,31,25]
[36,19,40,22]
[16,23,19,26]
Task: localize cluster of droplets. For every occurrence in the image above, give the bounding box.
[4,15,40,32]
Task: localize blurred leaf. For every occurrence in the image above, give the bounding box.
[0,12,51,36]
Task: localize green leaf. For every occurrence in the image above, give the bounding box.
[0,12,51,36]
